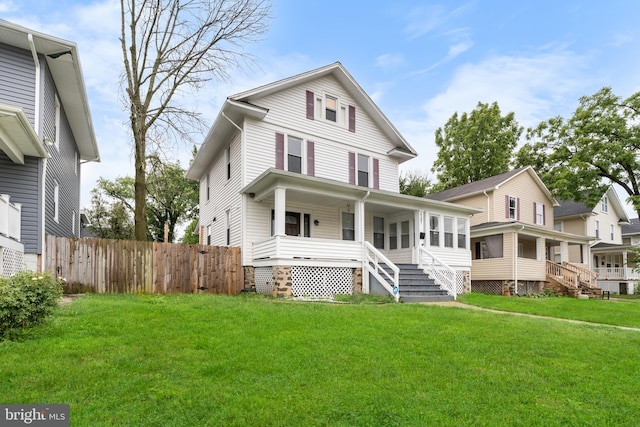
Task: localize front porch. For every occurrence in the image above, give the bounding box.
[242,169,478,300]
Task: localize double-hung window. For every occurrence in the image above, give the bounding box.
[53,180,59,223]
[508,196,518,220]
[595,220,600,239]
[342,212,355,241]
[601,196,608,213]
[457,218,467,249]
[389,222,397,250]
[226,146,231,180]
[429,215,439,247]
[357,154,369,187]
[287,136,303,174]
[444,217,454,248]
[373,217,385,249]
[535,202,544,225]
[401,221,410,248]
[325,95,337,122]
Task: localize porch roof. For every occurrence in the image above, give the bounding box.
[0,104,47,164]
[591,242,634,252]
[470,220,593,243]
[241,168,482,216]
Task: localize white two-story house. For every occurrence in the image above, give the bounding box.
[186,62,479,301]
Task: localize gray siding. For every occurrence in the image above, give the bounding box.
[0,43,35,123]
[41,59,80,238]
[0,152,41,253]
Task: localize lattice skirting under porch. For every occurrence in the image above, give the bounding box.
[1,247,25,278]
[253,266,354,298]
[471,280,503,294]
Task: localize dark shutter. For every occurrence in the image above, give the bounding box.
[348,152,356,185]
[307,140,315,177]
[505,195,509,219]
[275,132,284,170]
[373,158,380,189]
[542,204,546,225]
[306,90,314,120]
[348,105,356,132]
[516,197,520,221]
[533,202,537,224]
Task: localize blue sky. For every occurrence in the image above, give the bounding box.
[2,0,640,214]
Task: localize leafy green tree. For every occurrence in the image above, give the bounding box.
[431,101,523,192]
[515,87,640,218]
[399,170,432,197]
[180,219,200,244]
[86,159,198,242]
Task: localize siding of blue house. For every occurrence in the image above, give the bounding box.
[41,59,80,239]
[0,43,35,122]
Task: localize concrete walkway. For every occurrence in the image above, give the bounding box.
[421,300,640,333]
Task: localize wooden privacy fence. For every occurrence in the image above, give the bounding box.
[45,235,244,294]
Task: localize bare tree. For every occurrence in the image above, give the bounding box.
[119,0,270,240]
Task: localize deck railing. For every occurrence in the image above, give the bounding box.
[418,245,457,299]
[0,194,21,242]
[364,241,399,302]
[595,267,639,281]
[562,262,598,288]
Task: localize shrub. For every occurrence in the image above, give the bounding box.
[0,271,63,339]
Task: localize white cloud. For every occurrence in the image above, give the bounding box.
[398,47,595,175]
[376,53,405,70]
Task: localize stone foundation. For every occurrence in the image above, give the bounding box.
[243,266,255,289]
[353,267,362,293]
[462,271,471,294]
[272,265,292,298]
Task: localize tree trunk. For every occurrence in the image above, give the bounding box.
[134,127,147,241]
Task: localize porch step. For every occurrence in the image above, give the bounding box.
[377,263,454,303]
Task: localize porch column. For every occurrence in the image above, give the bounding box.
[623,250,628,279]
[582,244,590,267]
[355,199,365,242]
[559,241,569,264]
[274,186,286,236]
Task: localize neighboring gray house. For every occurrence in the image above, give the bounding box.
[0,20,99,275]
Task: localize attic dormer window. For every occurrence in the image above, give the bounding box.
[601,196,608,213]
[325,95,337,122]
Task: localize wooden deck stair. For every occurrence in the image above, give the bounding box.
[546,261,601,298]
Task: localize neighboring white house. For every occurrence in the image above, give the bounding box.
[555,187,634,294]
[186,62,479,301]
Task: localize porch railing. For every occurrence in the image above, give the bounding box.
[364,241,399,302]
[546,261,598,289]
[418,245,457,300]
[595,267,639,281]
[562,262,598,288]
[0,194,21,242]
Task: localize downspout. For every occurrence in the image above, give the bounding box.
[29,34,47,272]
[360,191,371,293]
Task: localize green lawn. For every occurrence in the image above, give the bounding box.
[2,293,640,426]
[459,292,640,328]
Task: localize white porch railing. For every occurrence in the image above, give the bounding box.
[595,267,639,281]
[364,241,399,302]
[0,194,21,242]
[253,235,362,264]
[418,245,457,300]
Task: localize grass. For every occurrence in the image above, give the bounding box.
[459,292,640,328]
[1,293,640,426]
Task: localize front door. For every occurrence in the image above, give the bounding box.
[285,212,301,236]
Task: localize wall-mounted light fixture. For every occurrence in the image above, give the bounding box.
[43,136,53,146]
[314,219,319,226]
